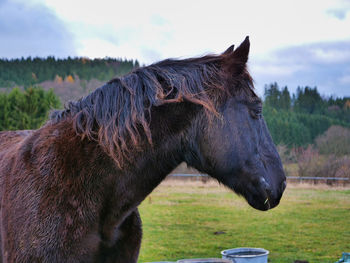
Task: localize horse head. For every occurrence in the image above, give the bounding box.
[183,37,286,211]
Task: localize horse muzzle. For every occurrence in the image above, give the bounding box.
[245,177,286,211]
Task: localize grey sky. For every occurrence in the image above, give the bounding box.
[0,0,76,58]
[251,40,350,97]
[1,0,350,97]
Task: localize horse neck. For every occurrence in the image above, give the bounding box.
[45,116,188,207]
[109,103,200,206]
[118,125,187,206]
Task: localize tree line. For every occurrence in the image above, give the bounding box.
[0,57,139,87]
[263,83,350,147]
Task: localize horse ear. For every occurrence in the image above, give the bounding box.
[222,44,234,55]
[232,36,250,64]
[223,36,250,75]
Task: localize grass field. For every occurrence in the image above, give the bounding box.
[138,179,350,263]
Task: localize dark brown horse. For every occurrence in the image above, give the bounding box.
[0,37,286,262]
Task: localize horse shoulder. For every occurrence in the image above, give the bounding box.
[0,125,107,261]
[0,130,34,197]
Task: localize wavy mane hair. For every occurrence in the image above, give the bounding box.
[51,54,254,168]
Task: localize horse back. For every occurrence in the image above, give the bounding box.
[0,130,33,153]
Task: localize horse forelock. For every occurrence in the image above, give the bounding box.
[50,54,255,167]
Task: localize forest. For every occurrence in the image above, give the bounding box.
[263,83,350,147]
[0,57,139,87]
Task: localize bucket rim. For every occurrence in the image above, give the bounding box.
[177,258,232,263]
[221,247,269,258]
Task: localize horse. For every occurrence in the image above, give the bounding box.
[0,37,286,262]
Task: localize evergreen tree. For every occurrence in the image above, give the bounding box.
[0,86,61,131]
[280,86,291,110]
[294,86,324,114]
[264,82,281,109]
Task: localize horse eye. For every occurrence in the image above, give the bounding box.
[250,108,262,119]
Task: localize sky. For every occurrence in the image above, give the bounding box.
[1,0,350,97]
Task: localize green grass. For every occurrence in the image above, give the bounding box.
[138,180,350,263]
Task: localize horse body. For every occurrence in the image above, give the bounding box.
[0,118,186,262]
[0,37,286,262]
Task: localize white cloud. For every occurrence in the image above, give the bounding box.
[38,0,350,63]
[311,48,350,63]
[251,64,305,77]
[339,75,350,84]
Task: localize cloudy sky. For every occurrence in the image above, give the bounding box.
[1,0,350,97]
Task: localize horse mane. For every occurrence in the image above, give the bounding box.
[50,54,252,167]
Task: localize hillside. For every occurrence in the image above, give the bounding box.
[263,83,350,147]
[0,57,139,103]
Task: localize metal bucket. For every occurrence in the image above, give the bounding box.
[177,259,232,263]
[221,248,269,263]
[148,259,230,263]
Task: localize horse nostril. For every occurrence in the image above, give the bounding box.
[264,185,273,198]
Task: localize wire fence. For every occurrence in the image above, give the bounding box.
[168,173,350,184]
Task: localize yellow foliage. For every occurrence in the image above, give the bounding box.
[81,57,90,64]
[344,100,350,110]
[54,75,63,84]
[65,75,75,83]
